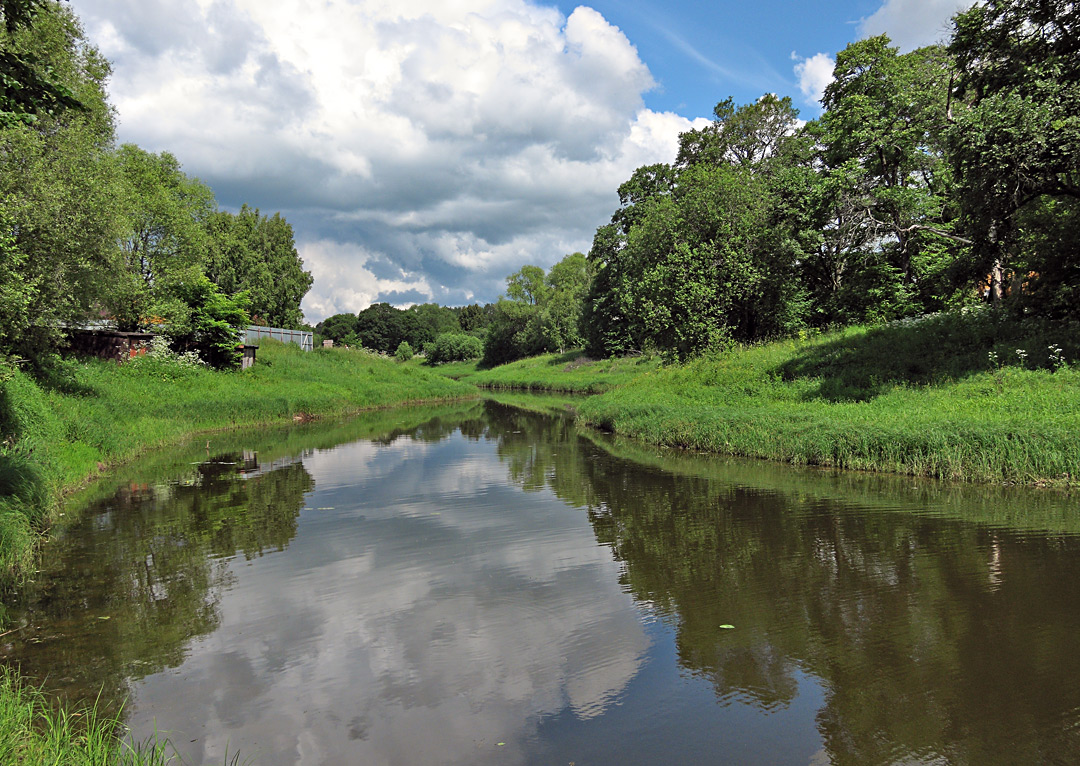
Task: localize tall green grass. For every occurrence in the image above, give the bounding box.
[578,312,1080,485]
[0,340,476,578]
[0,666,176,765]
[0,665,251,764]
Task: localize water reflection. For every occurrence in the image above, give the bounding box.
[121,406,648,765]
[494,406,1080,765]
[3,453,313,712]
[2,400,1079,765]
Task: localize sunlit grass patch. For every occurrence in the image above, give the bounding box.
[0,666,173,765]
[578,316,1080,485]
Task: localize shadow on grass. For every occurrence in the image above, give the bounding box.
[545,351,588,367]
[0,366,57,523]
[16,353,98,397]
[0,456,48,513]
[469,351,585,372]
[778,309,1080,402]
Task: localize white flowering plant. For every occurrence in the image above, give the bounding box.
[125,335,206,380]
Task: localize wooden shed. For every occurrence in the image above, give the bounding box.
[66,329,154,363]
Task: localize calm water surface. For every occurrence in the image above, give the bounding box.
[5,398,1080,765]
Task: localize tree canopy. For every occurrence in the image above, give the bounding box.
[585,96,808,359]
[108,145,215,330]
[0,0,86,126]
[203,205,312,329]
[949,0,1080,314]
[0,2,312,368]
[578,2,1080,359]
[0,0,117,366]
[479,253,592,365]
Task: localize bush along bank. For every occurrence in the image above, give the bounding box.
[0,339,476,579]
[576,313,1080,486]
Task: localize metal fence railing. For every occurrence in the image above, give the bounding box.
[244,325,313,351]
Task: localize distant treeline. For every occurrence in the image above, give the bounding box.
[315,251,591,366]
[316,302,489,354]
[0,1,313,370]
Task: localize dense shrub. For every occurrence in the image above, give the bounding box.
[158,274,250,369]
[395,341,413,362]
[426,333,483,364]
[481,300,547,366]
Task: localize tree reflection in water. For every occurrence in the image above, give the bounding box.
[480,399,1080,765]
[5,455,313,714]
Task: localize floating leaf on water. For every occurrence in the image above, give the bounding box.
[719,624,734,629]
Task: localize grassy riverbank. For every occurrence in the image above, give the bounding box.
[578,313,1080,485]
[419,310,1079,486]
[0,340,475,577]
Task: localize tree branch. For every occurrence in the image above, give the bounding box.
[864,209,973,244]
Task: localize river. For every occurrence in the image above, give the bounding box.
[4,397,1080,765]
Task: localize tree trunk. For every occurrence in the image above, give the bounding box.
[988,258,1005,304]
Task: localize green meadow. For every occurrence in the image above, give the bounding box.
[461,351,660,393]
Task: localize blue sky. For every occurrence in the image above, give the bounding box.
[557,0,964,118]
[68,0,970,322]
[553,0,874,117]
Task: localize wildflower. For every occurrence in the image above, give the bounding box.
[1048,344,1066,371]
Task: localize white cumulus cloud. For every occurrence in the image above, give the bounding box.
[859,0,976,50]
[68,0,709,321]
[792,52,835,106]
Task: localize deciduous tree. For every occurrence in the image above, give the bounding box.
[0,0,85,126]
[0,1,118,364]
[203,205,312,329]
[949,0,1080,316]
[159,273,250,369]
[110,145,214,330]
[814,37,964,317]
